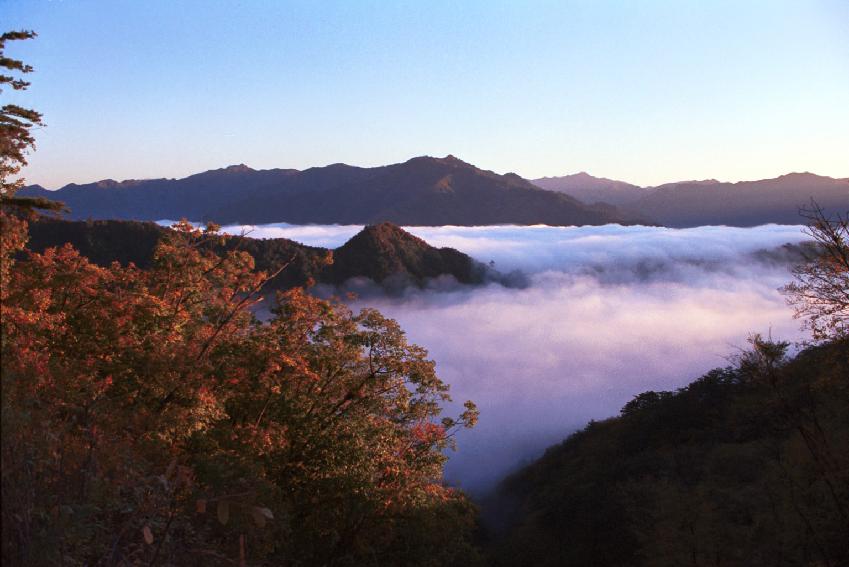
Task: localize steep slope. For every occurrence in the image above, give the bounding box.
[21,156,642,227]
[628,172,849,227]
[532,172,649,206]
[24,217,486,291]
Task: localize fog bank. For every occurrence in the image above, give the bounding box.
[232,223,811,492]
[355,271,803,492]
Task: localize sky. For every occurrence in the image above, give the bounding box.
[4,0,849,189]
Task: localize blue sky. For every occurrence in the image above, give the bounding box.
[4,0,849,188]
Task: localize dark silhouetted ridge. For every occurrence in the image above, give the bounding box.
[24,217,486,292]
[21,156,644,227]
[533,170,848,226]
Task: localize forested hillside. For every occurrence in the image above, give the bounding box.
[491,337,849,566]
[24,217,490,292]
[2,211,483,565]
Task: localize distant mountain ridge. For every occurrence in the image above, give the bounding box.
[24,159,846,228]
[630,172,848,227]
[533,171,848,226]
[22,156,642,228]
[532,172,648,206]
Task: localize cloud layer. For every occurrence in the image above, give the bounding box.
[220,221,808,274]
[224,222,811,492]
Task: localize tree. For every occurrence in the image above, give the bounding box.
[1,217,480,565]
[0,29,62,211]
[782,202,849,341]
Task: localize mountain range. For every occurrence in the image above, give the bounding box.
[533,171,848,227]
[22,157,847,228]
[21,156,640,227]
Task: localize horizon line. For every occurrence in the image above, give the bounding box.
[23,154,849,191]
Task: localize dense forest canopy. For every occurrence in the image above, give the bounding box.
[1,215,482,565]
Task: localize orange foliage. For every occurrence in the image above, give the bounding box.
[1,212,479,566]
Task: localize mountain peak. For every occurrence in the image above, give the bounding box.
[532,172,643,206]
[329,222,480,286]
[776,171,819,180]
[221,163,254,173]
[183,163,257,183]
[191,164,255,177]
[404,154,473,169]
[349,222,428,249]
[535,171,633,186]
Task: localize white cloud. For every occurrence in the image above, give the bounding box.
[217,222,808,276]
[218,222,811,492]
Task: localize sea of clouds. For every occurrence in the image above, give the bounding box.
[209,222,812,492]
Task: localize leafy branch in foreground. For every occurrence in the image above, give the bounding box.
[782,202,849,341]
[1,30,42,197]
[1,29,64,213]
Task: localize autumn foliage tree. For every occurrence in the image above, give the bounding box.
[0,215,480,565]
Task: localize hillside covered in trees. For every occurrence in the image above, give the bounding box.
[24,217,496,293]
[2,211,484,565]
[490,337,848,566]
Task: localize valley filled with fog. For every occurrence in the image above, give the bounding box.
[223,222,811,492]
